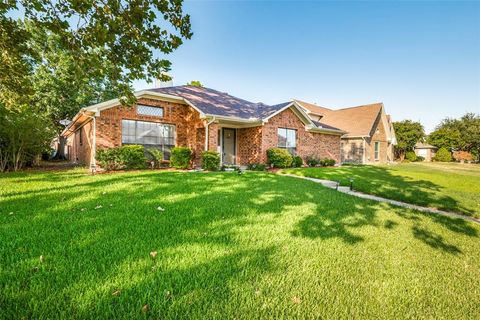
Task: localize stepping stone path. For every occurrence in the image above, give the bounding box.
[281,174,480,225]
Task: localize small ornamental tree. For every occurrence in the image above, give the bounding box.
[433,147,452,162]
[453,151,473,163]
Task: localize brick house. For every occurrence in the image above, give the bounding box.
[62,86,345,168]
[295,100,397,163]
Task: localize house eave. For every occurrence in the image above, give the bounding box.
[307,126,346,136]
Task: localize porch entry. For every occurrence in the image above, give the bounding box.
[221,128,236,165]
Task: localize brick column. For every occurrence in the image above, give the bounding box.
[208,123,219,152]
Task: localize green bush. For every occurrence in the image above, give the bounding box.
[433,147,452,162]
[405,151,417,162]
[246,163,267,171]
[170,147,192,169]
[147,148,163,168]
[266,148,293,168]
[320,158,336,167]
[96,145,146,170]
[292,156,303,168]
[202,151,220,171]
[415,156,425,162]
[305,156,320,167]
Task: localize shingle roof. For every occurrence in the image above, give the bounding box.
[295,99,332,116]
[415,142,437,149]
[311,120,343,131]
[149,85,284,119]
[298,101,383,137]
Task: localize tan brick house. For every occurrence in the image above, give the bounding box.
[295,100,397,163]
[62,86,345,168]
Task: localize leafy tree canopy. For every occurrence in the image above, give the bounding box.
[187,80,203,87]
[392,120,425,159]
[428,113,480,160]
[0,0,193,170]
[1,0,192,105]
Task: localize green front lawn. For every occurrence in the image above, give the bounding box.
[1,169,479,319]
[282,162,480,218]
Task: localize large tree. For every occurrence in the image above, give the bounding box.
[428,113,480,161]
[2,0,192,103]
[392,120,425,160]
[0,1,193,168]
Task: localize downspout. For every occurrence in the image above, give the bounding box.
[205,117,216,151]
[85,112,97,172]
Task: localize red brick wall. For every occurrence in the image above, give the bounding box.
[237,126,263,164]
[236,108,341,165]
[95,98,206,165]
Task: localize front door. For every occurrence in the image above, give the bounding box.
[222,128,236,165]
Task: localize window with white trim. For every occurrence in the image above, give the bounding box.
[374,141,380,160]
[278,128,297,154]
[137,105,164,117]
[122,120,175,159]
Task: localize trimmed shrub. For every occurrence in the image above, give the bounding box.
[405,151,417,162]
[97,148,119,170]
[453,151,473,162]
[433,147,452,162]
[170,147,192,169]
[320,158,336,167]
[415,156,425,162]
[119,145,147,169]
[147,148,163,168]
[247,163,267,171]
[202,151,220,171]
[266,148,293,168]
[292,156,303,168]
[305,156,320,167]
[96,145,146,170]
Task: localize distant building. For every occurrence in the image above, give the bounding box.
[414,142,437,161]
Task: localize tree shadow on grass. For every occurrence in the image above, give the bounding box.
[0,170,479,318]
[290,179,478,255]
[0,171,317,318]
[284,166,478,217]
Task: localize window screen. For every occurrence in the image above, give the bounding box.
[121,120,175,159]
[374,141,380,160]
[278,128,297,154]
[137,105,164,117]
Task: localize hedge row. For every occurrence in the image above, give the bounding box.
[96,146,336,171]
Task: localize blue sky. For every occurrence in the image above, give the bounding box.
[134,0,480,133]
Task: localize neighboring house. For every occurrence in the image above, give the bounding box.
[295,100,397,163]
[62,86,345,168]
[414,142,437,161]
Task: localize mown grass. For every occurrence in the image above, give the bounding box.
[282,162,480,218]
[1,168,479,319]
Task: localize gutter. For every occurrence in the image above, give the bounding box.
[205,117,216,151]
[204,114,261,124]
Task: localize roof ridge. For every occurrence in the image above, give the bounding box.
[335,102,383,111]
[294,99,332,110]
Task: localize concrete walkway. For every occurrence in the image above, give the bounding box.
[282,174,480,224]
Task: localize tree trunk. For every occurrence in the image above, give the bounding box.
[54,135,67,160]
